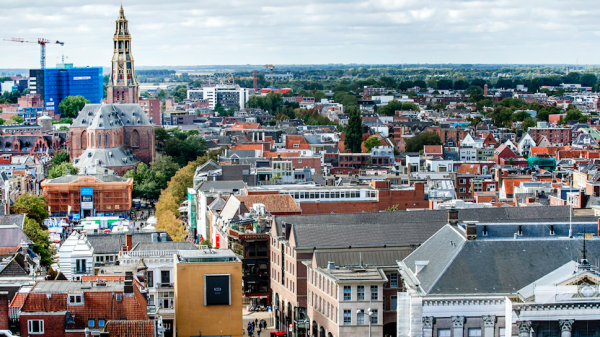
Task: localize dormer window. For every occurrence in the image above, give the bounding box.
[69,294,84,305]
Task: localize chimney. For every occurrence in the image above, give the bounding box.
[0,291,8,330]
[284,222,292,241]
[126,233,133,251]
[328,261,335,270]
[448,207,459,226]
[160,233,167,242]
[465,222,477,240]
[124,271,133,294]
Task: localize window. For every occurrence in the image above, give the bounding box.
[469,329,482,337]
[343,286,352,300]
[68,294,83,305]
[158,291,174,309]
[75,259,87,273]
[88,319,95,327]
[438,329,451,337]
[499,328,506,337]
[99,319,105,327]
[161,270,170,284]
[370,285,378,300]
[147,271,154,288]
[343,310,351,325]
[28,320,44,334]
[148,295,154,306]
[390,273,398,288]
[357,310,365,324]
[370,309,378,324]
[390,295,397,311]
[459,188,467,193]
[357,285,365,300]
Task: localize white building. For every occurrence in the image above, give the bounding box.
[187,85,250,110]
[518,133,536,156]
[59,232,94,280]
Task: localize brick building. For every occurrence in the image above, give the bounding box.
[41,174,133,217]
[426,126,470,145]
[18,276,152,337]
[139,98,161,124]
[69,104,155,175]
[528,127,572,146]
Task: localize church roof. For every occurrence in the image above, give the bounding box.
[72,104,152,130]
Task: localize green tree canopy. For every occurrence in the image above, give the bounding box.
[58,95,90,118]
[405,132,442,152]
[12,193,49,226]
[49,162,79,179]
[23,216,54,267]
[363,136,382,152]
[51,150,70,166]
[344,106,362,153]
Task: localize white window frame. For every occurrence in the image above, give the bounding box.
[469,328,482,337]
[438,329,451,337]
[68,294,84,305]
[343,309,352,325]
[390,273,398,288]
[357,285,365,301]
[370,285,378,300]
[343,285,352,301]
[357,311,365,324]
[28,320,44,334]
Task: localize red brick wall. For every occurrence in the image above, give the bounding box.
[0,292,7,330]
[20,314,66,337]
[299,183,427,214]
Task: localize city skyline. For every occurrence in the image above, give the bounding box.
[1,0,599,69]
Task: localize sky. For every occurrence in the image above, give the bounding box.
[0,0,598,69]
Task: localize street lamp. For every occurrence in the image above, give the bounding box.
[357,308,374,337]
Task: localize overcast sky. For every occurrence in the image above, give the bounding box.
[0,0,597,69]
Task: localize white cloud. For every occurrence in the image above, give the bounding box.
[0,0,599,68]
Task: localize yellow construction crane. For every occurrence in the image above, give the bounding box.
[264,64,275,91]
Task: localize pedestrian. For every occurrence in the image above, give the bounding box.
[252,322,255,331]
[255,318,258,327]
[257,331,260,337]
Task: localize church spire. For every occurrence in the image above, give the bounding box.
[107,3,139,104]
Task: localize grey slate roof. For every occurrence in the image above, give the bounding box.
[132,241,197,251]
[404,224,600,295]
[314,248,414,268]
[0,225,32,247]
[74,145,140,168]
[195,180,247,193]
[86,232,172,254]
[72,104,153,129]
[0,215,25,229]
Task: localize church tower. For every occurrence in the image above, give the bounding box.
[107,5,139,104]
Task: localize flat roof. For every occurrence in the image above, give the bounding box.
[32,281,125,292]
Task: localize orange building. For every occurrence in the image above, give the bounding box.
[41,175,133,217]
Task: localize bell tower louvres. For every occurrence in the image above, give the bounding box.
[107,4,139,104]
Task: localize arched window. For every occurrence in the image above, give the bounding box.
[81,130,87,148]
[105,133,109,148]
[91,133,94,147]
[98,133,102,148]
[112,133,116,147]
[131,130,140,148]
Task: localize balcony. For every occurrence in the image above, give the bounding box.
[72,267,93,275]
[157,282,174,289]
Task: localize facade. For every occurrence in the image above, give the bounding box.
[28,69,44,100]
[187,85,250,110]
[18,276,151,337]
[174,249,243,337]
[139,98,161,124]
[397,219,600,337]
[42,67,103,114]
[69,104,155,174]
[106,5,140,104]
[528,127,572,146]
[41,174,133,217]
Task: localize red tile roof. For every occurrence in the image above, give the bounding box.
[456,164,480,175]
[236,194,301,213]
[423,145,443,155]
[103,320,155,337]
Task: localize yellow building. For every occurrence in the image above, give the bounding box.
[174,248,243,337]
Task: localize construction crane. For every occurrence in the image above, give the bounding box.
[264,64,275,91]
[3,37,65,69]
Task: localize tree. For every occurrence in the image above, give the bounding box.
[363,136,382,152]
[157,208,187,241]
[405,132,442,152]
[58,125,69,131]
[521,117,536,131]
[471,78,487,89]
[399,80,414,91]
[344,106,362,153]
[558,108,587,125]
[51,150,70,166]
[154,127,170,151]
[378,100,404,116]
[453,79,469,90]
[413,80,427,90]
[12,193,49,226]
[437,79,453,90]
[156,89,167,100]
[49,162,79,179]
[379,76,397,89]
[58,96,90,118]
[23,216,54,267]
[172,86,187,102]
[580,73,598,87]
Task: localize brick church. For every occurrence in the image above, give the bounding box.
[68,5,154,176]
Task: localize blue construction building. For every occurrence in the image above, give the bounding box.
[43,66,103,115]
